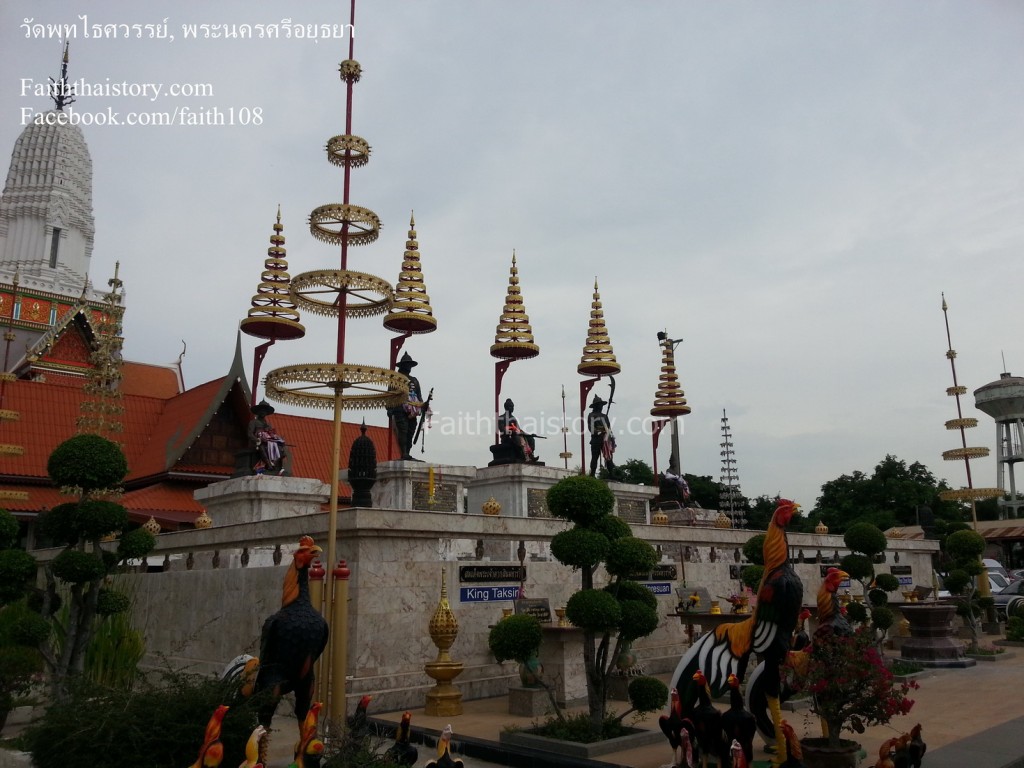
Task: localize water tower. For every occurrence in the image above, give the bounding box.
[974,372,1024,519]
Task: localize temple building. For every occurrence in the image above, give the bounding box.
[0,57,390,545]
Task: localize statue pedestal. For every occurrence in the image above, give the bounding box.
[193,475,330,527]
[540,625,587,706]
[467,464,573,519]
[370,462,477,513]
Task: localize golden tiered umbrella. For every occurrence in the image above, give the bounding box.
[577,279,620,470]
[240,208,306,404]
[650,332,691,476]
[489,252,539,443]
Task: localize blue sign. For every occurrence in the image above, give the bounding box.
[460,586,521,603]
[643,582,673,596]
[898,576,913,586]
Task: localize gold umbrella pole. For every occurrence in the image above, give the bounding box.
[323,383,345,722]
[331,559,351,725]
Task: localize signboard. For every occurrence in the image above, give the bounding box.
[675,585,713,614]
[515,597,552,623]
[889,565,913,576]
[644,582,673,596]
[459,586,521,603]
[627,564,679,581]
[459,565,525,583]
[897,576,913,586]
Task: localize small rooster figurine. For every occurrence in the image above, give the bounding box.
[385,711,419,767]
[907,723,926,768]
[691,671,724,768]
[425,724,464,768]
[721,674,756,766]
[290,701,324,768]
[728,739,749,768]
[187,705,228,768]
[238,725,267,768]
[254,537,330,735]
[777,720,805,768]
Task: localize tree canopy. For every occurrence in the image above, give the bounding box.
[811,455,961,534]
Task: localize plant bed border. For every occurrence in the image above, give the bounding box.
[994,639,1024,647]
[964,650,1014,662]
[500,726,663,758]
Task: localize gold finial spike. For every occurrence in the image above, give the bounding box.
[240,209,305,341]
[578,277,620,376]
[383,212,437,335]
[490,251,539,360]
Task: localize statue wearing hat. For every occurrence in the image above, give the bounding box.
[248,400,289,474]
[588,395,614,477]
[388,352,426,460]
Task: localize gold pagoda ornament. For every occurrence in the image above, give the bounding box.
[490,252,539,361]
[937,295,1001,507]
[240,208,305,343]
[650,334,691,417]
[383,213,437,336]
[424,568,464,716]
[577,279,620,377]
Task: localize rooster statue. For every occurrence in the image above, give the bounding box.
[289,701,325,768]
[777,721,805,768]
[425,724,465,768]
[908,723,926,768]
[385,711,419,767]
[745,567,850,748]
[659,687,697,768]
[253,536,330,735]
[669,498,803,766]
[722,674,756,766]
[238,725,268,768]
[187,705,228,768]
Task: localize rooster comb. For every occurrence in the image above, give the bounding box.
[299,535,316,548]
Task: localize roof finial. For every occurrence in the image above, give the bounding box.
[49,41,75,111]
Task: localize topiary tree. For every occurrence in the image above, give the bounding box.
[940,528,988,652]
[488,613,565,722]
[840,522,898,642]
[38,435,155,698]
[546,475,666,736]
[0,508,45,728]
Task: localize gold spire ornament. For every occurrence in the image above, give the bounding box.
[424,568,464,716]
[650,335,691,417]
[577,279,620,376]
[383,213,437,335]
[77,263,125,440]
[490,252,540,360]
[240,208,305,341]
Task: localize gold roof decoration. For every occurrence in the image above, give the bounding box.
[650,335,691,417]
[240,207,306,342]
[490,252,539,360]
[577,279,620,376]
[383,213,437,335]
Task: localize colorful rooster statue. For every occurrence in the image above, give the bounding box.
[238,725,268,768]
[778,720,805,768]
[425,724,464,768]
[746,566,851,749]
[385,711,419,767]
[289,701,324,768]
[669,499,803,766]
[253,536,330,735]
[187,705,228,768]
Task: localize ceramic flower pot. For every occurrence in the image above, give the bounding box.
[799,737,860,768]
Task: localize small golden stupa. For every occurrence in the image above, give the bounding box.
[490,252,539,360]
[383,213,437,335]
[577,279,620,377]
[650,336,691,417]
[239,208,305,342]
[424,568,464,716]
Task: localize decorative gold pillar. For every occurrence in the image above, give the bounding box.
[424,568,463,716]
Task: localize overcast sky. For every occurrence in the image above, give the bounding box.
[2,1,1023,510]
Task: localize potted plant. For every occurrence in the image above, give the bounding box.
[797,624,917,767]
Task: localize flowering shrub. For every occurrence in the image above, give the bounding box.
[804,626,917,748]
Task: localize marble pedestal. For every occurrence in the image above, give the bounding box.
[193,475,330,527]
[540,625,587,706]
[467,464,573,519]
[370,461,477,513]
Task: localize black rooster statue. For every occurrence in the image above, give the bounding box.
[385,711,419,767]
[253,536,330,735]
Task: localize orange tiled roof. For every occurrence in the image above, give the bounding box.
[121,362,182,398]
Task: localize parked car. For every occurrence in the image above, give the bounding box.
[984,558,1011,583]
[1010,568,1024,583]
[993,578,1024,622]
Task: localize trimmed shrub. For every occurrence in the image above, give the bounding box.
[47,434,128,491]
